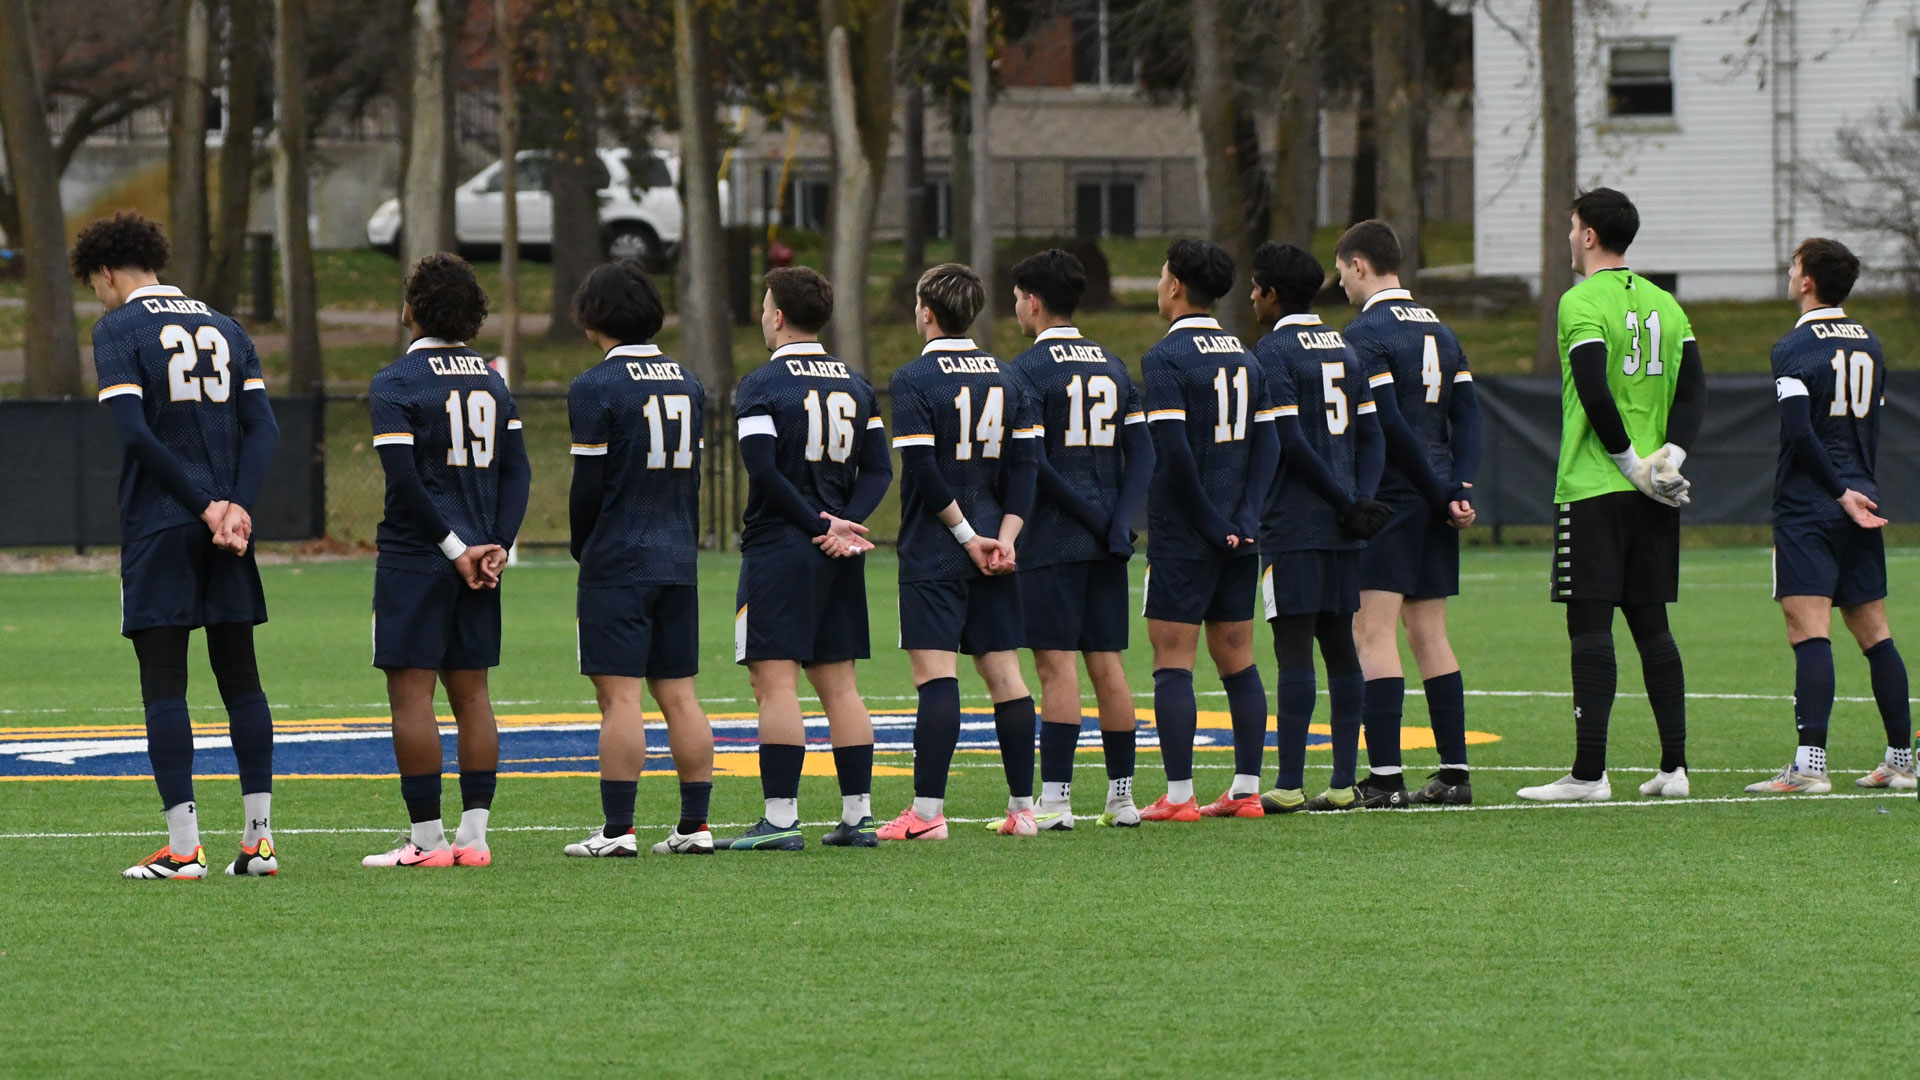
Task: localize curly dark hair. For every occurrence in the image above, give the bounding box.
[70,211,170,282]
[1165,238,1235,307]
[404,253,489,342]
[573,260,665,343]
[764,266,833,333]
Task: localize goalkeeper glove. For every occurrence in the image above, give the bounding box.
[1609,446,1681,508]
[1648,443,1691,507]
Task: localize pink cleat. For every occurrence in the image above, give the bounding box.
[451,846,492,867]
[876,807,948,841]
[994,808,1038,836]
[362,838,455,868]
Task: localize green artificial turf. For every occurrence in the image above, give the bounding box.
[1,547,1915,1077]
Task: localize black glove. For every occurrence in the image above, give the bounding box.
[1339,498,1396,540]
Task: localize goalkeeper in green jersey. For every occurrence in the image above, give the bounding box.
[1518,188,1707,804]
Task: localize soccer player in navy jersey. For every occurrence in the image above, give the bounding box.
[1336,221,1483,807]
[363,255,531,869]
[1007,248,1154,829]
[721,266,892,850]
[1246,243,1394,814]
[557,262,718,857]
[876,263,1043,841]
[1137,240,1279,822]
[78,213,281,880]
[1745,238,1915,795]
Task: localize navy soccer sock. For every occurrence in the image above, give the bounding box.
[1274,669,1316,791]
[913,677,962,799]
[1423,671,1469,783]
[1327,670,1364,790]
[399,772,442,824]
[994,697,1038,801]
[832,743,874,797]
[224,692,275,796]
[1101,727,1136,781]
[1362,677,1405,776]
[678,781,713,834]
[1039,719,1080,787]
[1864,639,1912,752]
[600,779,639,837]
[459,770,497,811]
[145,699,196,810]
[1792,637,1835,751]
[760,743,806,801]
[1152,668,1197,784]
[1221,665,1268,780]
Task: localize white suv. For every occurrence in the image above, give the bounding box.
[367,147,700,267]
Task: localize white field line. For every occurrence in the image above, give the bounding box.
[0,790,1908,841]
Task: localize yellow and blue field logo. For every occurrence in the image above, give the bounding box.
[0,709,1498,780]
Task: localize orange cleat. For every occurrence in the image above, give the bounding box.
[451,845,492,867]
[1139,794,1201,822]
[876,806,948,841]
[1198,790,1266,818]
[994,808,1038,836]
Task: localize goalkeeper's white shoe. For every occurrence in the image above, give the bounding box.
[1638,768,1690,797]
[1744,764,1831,794]
[123,845,208,880]
[564,828,638,858]
[1515,774,1611,802]
[1856,761,1918,790]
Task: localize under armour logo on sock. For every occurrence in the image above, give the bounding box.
[250,819,269,831]
[1573,708,1582,720]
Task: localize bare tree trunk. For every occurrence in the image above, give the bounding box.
[966,0,994,352]
[899,78,927,296]
[1190,0,1253,338]
[948,95,971,262]
[168,0,212,294]
[672,0,732,394]
[204,0,260,312]
[403,0,454,270]
[0,0,79,397]
[1536,0,1576,375]
[546,9,599,342]
[1271,0,1321,248]
[494,0,521,383]
[821,0,901,374]
[273,0,321,391]
[1372,0,1421,284]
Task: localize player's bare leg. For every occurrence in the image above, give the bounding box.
[1201,619,1268,816]
[1143,619,1204,819]
[1086,650,1141,826]
[365,667,458,867]
[976,650,1038,835]
[440,668,499,865]
[808,660,879,845]
[724,660,809,850]
[1355,590,1410,800]
[1402,597,1472,805]
[1836,601,1916,788]
[1033,649,1084,828]
[645,675,716,852]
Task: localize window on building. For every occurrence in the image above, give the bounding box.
[1075,179,1138,238]
[923,178,953,240]
[1607,42,1674,118]
[1072,0,1136,88]
[786,178,831,231]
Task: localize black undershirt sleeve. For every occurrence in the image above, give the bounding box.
[1569,339,1633,455]
[1665,339,1707,451]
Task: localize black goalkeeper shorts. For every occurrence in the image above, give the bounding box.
[1551,491,1680,606]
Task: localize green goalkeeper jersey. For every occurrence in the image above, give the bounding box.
[1554,268,1693,502]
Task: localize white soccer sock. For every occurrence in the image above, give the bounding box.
[242,792,271,846]
[1889,746,1914,770]
[1370,765,1403,777]
[1107,776,1134,808]
[453,808,490,850]
[1009,795,1034,813]
[164,801,199,856]
[912,796,944,821]
[765,797,799,829]
[841,793,870,825]
[1795,745,1827,774]
[411,818,448,850]
[1440,763,1469,773]
[1040,781,1071,808]
[1166,779,1194,804]
[1229,773,1260,797]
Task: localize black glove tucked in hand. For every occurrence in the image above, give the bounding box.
[1339,499,1396,539]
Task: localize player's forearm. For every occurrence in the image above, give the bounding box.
[1234,417,1280,528]
[1109,421,1155,538]
[1665,340,1707,452]
[105,395,215,513]
[230,389,281,511]
[1779,395,1849,500]
[1034,450,1107,533]
[1151,419,1236,542]
[1372,384,1455,505]
[1447,380,1485,489]
[901,444,959,518]
[1569,340,1633,455]
[493,428,532,547]
[1355,412,1386,501]
[376,443,460,554]
[568,455,605,562]
[841,432,894,523]
[741,433,829,536]
[1275,415,1356,512]
[1003,457,1038,524]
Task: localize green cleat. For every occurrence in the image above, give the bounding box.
[1304,785,1356,812]
[1095,805,1142,827]
[1259,787,1306,814]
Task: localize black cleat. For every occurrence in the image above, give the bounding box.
[720,818,805,851]
[1354,775,1412,809]
[1407,772,1473,806]
[820,816,879,848]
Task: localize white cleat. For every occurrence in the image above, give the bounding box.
[564,829,639,858]
[651,827,715,855]
[1096,804,1142,827]
[123,845,209,880]
[1856,762,1918,791]
[1034,806,1076,832]
[1744,764,1831,795]
[1516,774,1612,802]
[1639,768,1690,797]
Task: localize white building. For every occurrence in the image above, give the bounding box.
[1473,0,1920,300]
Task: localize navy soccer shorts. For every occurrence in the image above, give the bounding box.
[120,521,267,636]
[1262,550,1362,620]
[578,583,700,679]
[1551,491,1680,605]
[899,574,1022,655]
[372,565,502,671]
[1142,552,1258,625]
[734,540,870,666]
[1359,498,1460,599]
[1018,558,1131,653]
[1773,518,1888,608]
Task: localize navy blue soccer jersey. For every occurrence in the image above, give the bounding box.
[1008,326,1145,568]
[1342,288,1472,500]
[890,337,1041,583]
[1772,306,1884,525]
[1143,315,1266,558]
[568,343,706,586]
[93,284,269,541]
[1255,315,1376,553]
[735,341,884,549]
[370,338,525,572]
